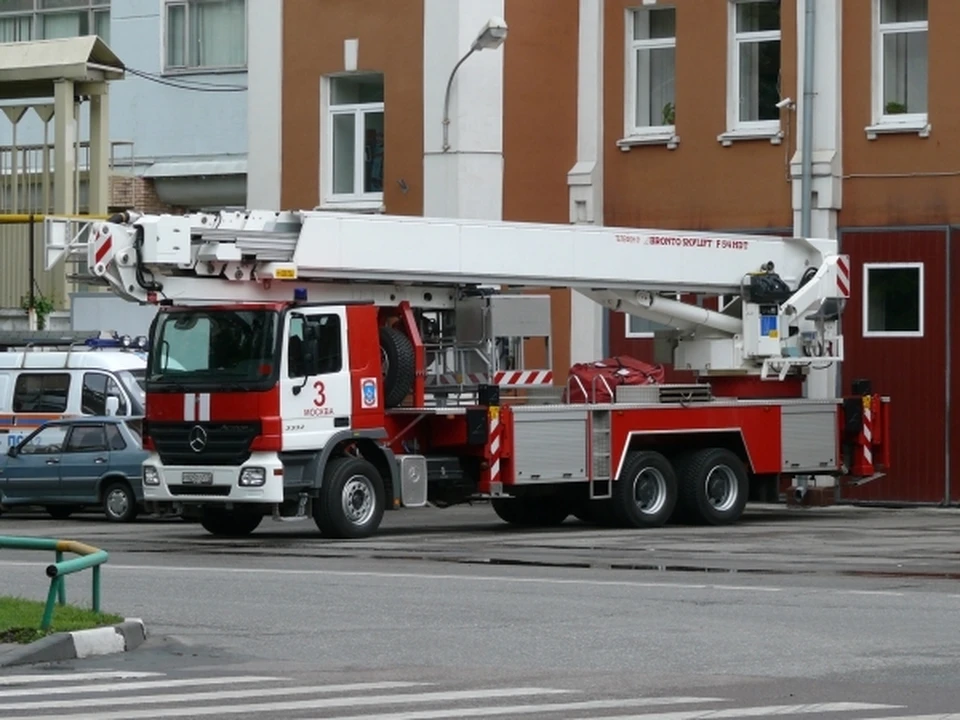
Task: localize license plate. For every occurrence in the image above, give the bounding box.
[182,471,214,485]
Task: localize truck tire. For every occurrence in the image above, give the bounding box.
[491,496,570,526]
[199,508,263,537]
[674,447,749,525]
[612,451,678,529]
[380,326,416,408]
[314,456,385,539]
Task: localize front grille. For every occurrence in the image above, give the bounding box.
[149,421,260,467]
[168,485,232,497]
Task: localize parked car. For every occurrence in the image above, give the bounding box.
[0,417,147,522]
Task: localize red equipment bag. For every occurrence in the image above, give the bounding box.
[563,356,665,404]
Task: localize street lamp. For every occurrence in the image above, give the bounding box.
[442,16,508,153]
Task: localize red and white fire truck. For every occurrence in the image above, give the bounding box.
[44,209,890,538]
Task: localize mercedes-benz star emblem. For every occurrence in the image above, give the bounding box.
[188,425,208,453]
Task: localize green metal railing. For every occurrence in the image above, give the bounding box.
[0,535,109,630]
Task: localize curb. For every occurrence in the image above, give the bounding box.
[0,619,147,668]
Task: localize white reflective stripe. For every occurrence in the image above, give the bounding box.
[0,672,163,686]
[183,393,195,421]
[490,435,500,454]
[198,393,211,422]
[490,459,501,482]
[0,676,279,698]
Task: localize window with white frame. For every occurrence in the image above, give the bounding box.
[323,74,385,206]
[863,263,923,337]
[625,293,681,338]
[0,1,110,44]
[626,6,676,137]
[874,0,928,124]
[728,0,781,131]
[165,0,247,72]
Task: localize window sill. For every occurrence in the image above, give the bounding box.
[717,128,784,147]
[617,132,680,151]
[316,199,385,213]
[865,120,931,140]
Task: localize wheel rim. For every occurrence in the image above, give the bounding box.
[341,475,376,526]
[106,488,129,518]
[704,465,738,512]
[632,467,668,515]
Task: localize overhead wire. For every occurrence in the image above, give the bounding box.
[124,66,248,93]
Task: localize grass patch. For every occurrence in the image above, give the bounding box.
[0,596,123,644]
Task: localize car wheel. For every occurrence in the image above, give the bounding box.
[103,480,139,523]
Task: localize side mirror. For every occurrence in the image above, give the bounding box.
[105,396,120,416]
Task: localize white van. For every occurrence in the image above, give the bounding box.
[0,349,146,449]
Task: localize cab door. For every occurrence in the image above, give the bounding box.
[279,307,352,451]
[0,424,68,500]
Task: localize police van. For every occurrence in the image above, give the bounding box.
[0,332,147,449]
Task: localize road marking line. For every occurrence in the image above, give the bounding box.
[0,686,576,720]
[300,696,730,720]
[0,679,420,701]
[572,702,902,720]
[0,671,163,686]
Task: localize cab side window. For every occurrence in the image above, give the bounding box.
[81,373,129,416]
[287,314,343,377]
[13,373,70,413]
[18,425,68,455]
[287,316,305,378]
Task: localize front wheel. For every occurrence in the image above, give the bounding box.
[314,456,386,539]
[103,480,139,523]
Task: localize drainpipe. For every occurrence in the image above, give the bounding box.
[799,0,816,238]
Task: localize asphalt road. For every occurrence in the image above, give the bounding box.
[2,503,960,719]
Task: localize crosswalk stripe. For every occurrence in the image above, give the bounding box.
[573,701,903,720]
[292,696,730,720]
[0,685,576,720]
[0,675,282,698]
[0,680,429,709]
[857,716,960,720]
[0,671,163,686]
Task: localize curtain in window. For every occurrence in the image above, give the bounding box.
[882,32,927,114]
[41,11,84,39]
[0,16,31,42]
[190,0,245,68]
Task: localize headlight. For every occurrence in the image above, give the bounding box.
[143,466,160,486]
[239,467,266,487]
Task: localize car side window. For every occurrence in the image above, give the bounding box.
[18,425,68,455]
[65,425,108,453]
[82,372,129,416]
[105,423,127,451]
[13,373,70,413]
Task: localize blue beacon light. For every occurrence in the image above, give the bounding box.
[294,288,308,302]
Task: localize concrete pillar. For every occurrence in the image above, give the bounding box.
[423,0,505,220]
[246,0,283,209]
[53,79,76,214]
[568,0,605,364]
[88,84,110,215]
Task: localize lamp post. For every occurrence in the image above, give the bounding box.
[442,17,508,153]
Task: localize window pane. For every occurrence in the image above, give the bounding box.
[94,9,109,43]
[633,8,675,40]
[40,0,88,9]
[363,111,384,193]
[41,11,85,39]
[332,113,356,195]
[82,372,108,415]
[331,74,384,105]
[189,0,246,68]
[13,373,70,413]
[166,4,186,67]
[736,1,780,33]
[880,0,927,24]
[106,423,127,450]
[882,31,927,114]
[20,426,68,455]
[0,16,32,42]
[3,0,34,11]
[67,425,108,453]
[738,39,781,121]
[635,46,676,127]
[867,267,921,333]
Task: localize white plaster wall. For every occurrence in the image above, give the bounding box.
[246,0,283,209]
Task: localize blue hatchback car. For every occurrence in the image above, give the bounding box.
[0,416,147,522]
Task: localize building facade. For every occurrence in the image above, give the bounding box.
[255,0,949,505]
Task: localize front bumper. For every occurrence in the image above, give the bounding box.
[142,452,284,505]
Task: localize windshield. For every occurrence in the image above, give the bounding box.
[147,309,279,388]
[118,369,146,415]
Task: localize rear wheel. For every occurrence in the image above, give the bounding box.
[199,508,263,537]
[674,448,749,525]
[314,456,386,539]
[611,451,678,529]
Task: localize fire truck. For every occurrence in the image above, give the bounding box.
[43,209,890,539]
